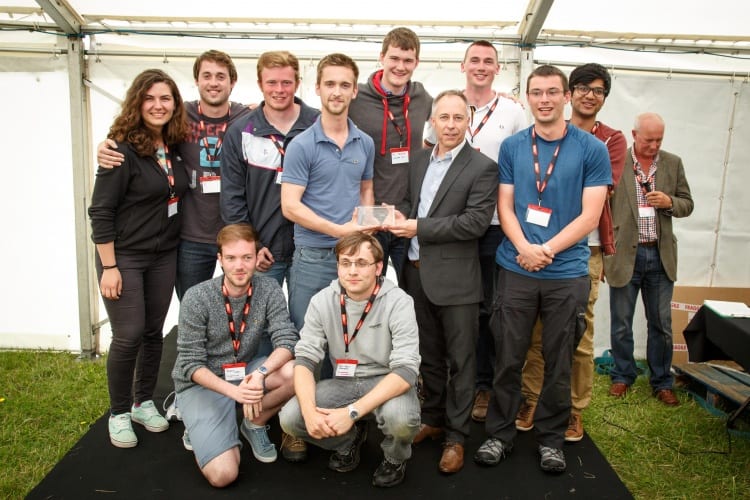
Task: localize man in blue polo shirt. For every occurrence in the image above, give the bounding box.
[474,65,611,473]
[280,53,377,333]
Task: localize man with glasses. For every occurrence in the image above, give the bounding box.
[516,63,626,442]
[474,65,611,473]
[388,90,497,474]
[279,232,421,488]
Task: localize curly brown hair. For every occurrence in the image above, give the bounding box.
[107,69,188,157]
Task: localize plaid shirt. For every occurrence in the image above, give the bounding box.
[632,149,658,243]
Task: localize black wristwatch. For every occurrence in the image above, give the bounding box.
[256,365,269,377]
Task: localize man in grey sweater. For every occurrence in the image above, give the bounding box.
[279,232,421,488]
[172,223,298,488]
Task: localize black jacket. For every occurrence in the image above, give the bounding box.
[89,141,188,254]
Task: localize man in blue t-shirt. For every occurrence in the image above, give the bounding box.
[280,53,377,333]
[474,65,611,474]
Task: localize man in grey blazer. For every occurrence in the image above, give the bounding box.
[604,112,693,406]
[388,89,496,474]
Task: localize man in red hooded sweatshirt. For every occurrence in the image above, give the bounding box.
[348,27,433,277]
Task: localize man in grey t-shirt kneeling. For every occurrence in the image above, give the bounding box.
[172,223,299,488]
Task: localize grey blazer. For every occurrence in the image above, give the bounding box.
[398,143,497,306]
[603,148,693,287]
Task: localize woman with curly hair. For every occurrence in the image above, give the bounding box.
[89,69,189,448]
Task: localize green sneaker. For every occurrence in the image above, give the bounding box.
[131,400,169,432]
[109,413,138,448]
[240,420,277,463]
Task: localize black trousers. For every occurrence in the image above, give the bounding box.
[485,268,589,449]
[403,263,479,443]
[97,249,177,414]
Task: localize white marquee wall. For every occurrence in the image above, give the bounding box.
[0,42,748,354]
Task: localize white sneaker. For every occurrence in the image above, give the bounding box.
[131,400,169,432]
[182,430,193,451]
[163,391,182,422]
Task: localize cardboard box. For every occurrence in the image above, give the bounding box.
[671,287,750,365]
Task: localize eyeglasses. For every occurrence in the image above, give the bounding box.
[528,88,564,98]
[573,85,606,97]
[337,259,376,269]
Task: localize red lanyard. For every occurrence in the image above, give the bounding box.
[197,103,229,163]
[631,148,657,194]
[269,134,286,173]
[222,282,252,358]
[156,144,176,198]
[380,94,412,153]
[468,96,499,144]
[531,125,568,205]
[339,278,382,355]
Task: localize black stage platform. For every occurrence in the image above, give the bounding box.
[29,330,632,499]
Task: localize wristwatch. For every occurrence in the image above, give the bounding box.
[256,365,269,377]
[347,404,360,421]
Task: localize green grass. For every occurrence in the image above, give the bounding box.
[0,351,108,499]
[1,350,748,499]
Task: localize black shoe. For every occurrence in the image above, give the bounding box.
[474,437,512,466]
[328,422,368,472]
[372,459,406,488]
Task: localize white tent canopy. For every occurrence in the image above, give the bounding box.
[1,0,748,355]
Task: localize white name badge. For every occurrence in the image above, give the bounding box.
[525,204,552,227]
[390,147,409,165]
[200,175,221,194]
[275,169,283,185]
[335,359,359,378]
[167,197,179,218]
[223,362,247,381]
[638,205,656,218]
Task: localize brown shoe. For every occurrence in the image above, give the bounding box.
[655,388,680,406]
[609,382,629,398]
[471,390,491,422]
[281,431,308,462]
[515,401,536,431]
[564,413,583,442]
[438,442,464,474]
[413,424,444,444]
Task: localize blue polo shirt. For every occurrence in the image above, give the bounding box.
[496,123,612,279]
[282,117,375,248]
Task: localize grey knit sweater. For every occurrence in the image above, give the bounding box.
[172,275,298,393]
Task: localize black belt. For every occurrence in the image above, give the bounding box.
[639,241,658,247]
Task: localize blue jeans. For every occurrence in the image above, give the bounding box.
[255,260,291,288]
[609,244,675,390]
[288,247,337,379]
[176,239,218,300]
[279,375,420,462]
[374,231,406,278]
[288,246,338,329]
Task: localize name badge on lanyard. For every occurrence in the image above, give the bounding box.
[638,205,656,218]
[335,359,359,377]
[526,204,552,227]
[223,362,247,381]
[200,175,221,193]
[390,147,409,165]
[167,197,179,217]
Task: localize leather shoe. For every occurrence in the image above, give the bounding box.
[609,382,629,398]
[413,423,443,444]
[438,442,464,474]
[655,388,680,406]
[471,390,491,422]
